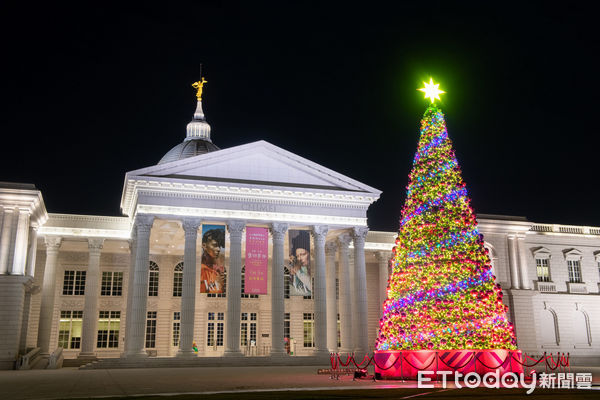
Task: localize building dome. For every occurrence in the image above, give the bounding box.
[159,139,220,164]
[158,94,220,165]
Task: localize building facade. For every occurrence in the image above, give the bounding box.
[0,95,599,369]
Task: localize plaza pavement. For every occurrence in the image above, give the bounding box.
[1,365,599,400]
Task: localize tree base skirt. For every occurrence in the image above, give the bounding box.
[373,349,523,380]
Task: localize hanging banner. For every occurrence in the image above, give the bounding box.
[245,227,269,294]
[286,230,311,296]
[200,224,226,294]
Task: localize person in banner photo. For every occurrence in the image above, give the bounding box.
[286,230,311,296]
[200,225,226,294]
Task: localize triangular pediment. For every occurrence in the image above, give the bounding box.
[126,140,380,194]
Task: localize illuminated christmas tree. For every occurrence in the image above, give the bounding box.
[376,79,517,351]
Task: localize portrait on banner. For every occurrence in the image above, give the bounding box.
[200,224,226,294]
[286,230,311,296]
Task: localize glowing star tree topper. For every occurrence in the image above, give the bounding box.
[418,78,445,103]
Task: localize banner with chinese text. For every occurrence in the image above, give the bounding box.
[245,227,269,294]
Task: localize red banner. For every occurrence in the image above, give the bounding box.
[245,227,268,294]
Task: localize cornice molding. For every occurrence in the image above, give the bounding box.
[0,186,48,226]
[135,205,367,227]
[122,178,379,217]
[39,214,131,240]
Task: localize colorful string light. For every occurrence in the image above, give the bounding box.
[376,105,517,352]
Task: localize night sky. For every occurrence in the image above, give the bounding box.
[1,3,598,232]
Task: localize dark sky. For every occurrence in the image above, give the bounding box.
[1,3,598,232]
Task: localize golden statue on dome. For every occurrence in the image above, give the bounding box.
[192,77,208,101]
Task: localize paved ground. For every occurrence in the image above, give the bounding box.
[1,365,598,400]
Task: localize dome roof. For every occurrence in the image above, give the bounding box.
[157,98,220,165]
[158,139,220,164]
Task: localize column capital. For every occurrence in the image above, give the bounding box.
[88,238,105,253]
[311,225,328,243]
[182,217,202,235]
[375,250,391,262]
[28,283,41,295]
[337,233,352,248]
[16,207,32,216]
[135,214,155,233]
[352,226,369,242]
[44,236,62,251]
[325,241,337,256]
[227,220,245,238]
[270,222,288,240]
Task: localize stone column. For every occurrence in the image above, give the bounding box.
[178,218,201,357]
[337,234,353,353]
[352,226,369,354]
[0,275,31,369]
[124,215,154,358]
[19,282,40,354]
[37,236,62,354]
[122,229,137,355]
[507,235,520,289]
[0,208,15,275]
[311,225,328,355]
[270,222,288,356]
[325,241,337,352]
[517,235,531,290]
[11,209,30,275]
[79,238,104,358]
[348,247,356,350]
[224,220,244,356]
[25,226,38,277]
[375,251,391,318]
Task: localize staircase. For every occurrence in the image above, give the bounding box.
[80,355,331,370]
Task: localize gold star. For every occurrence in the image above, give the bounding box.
[418,78,445,103]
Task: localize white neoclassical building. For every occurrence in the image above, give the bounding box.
[0,92,599,370]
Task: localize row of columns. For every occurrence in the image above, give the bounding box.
[507,234,531,290]
[37,236,107,357]
[121,215,372,357]
[34,215,376,358]
[0,207,35,276]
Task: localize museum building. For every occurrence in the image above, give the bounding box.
[0,91,599,370]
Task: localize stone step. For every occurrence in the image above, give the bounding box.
[80,355,331,370]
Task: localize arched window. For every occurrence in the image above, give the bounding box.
[574,309,592,347]
[148,261,159,297]
[284,270,291,299]
[173,262,184,297]
[541,306,560,347]
[241,265,258,299]
[483,243,497,280]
